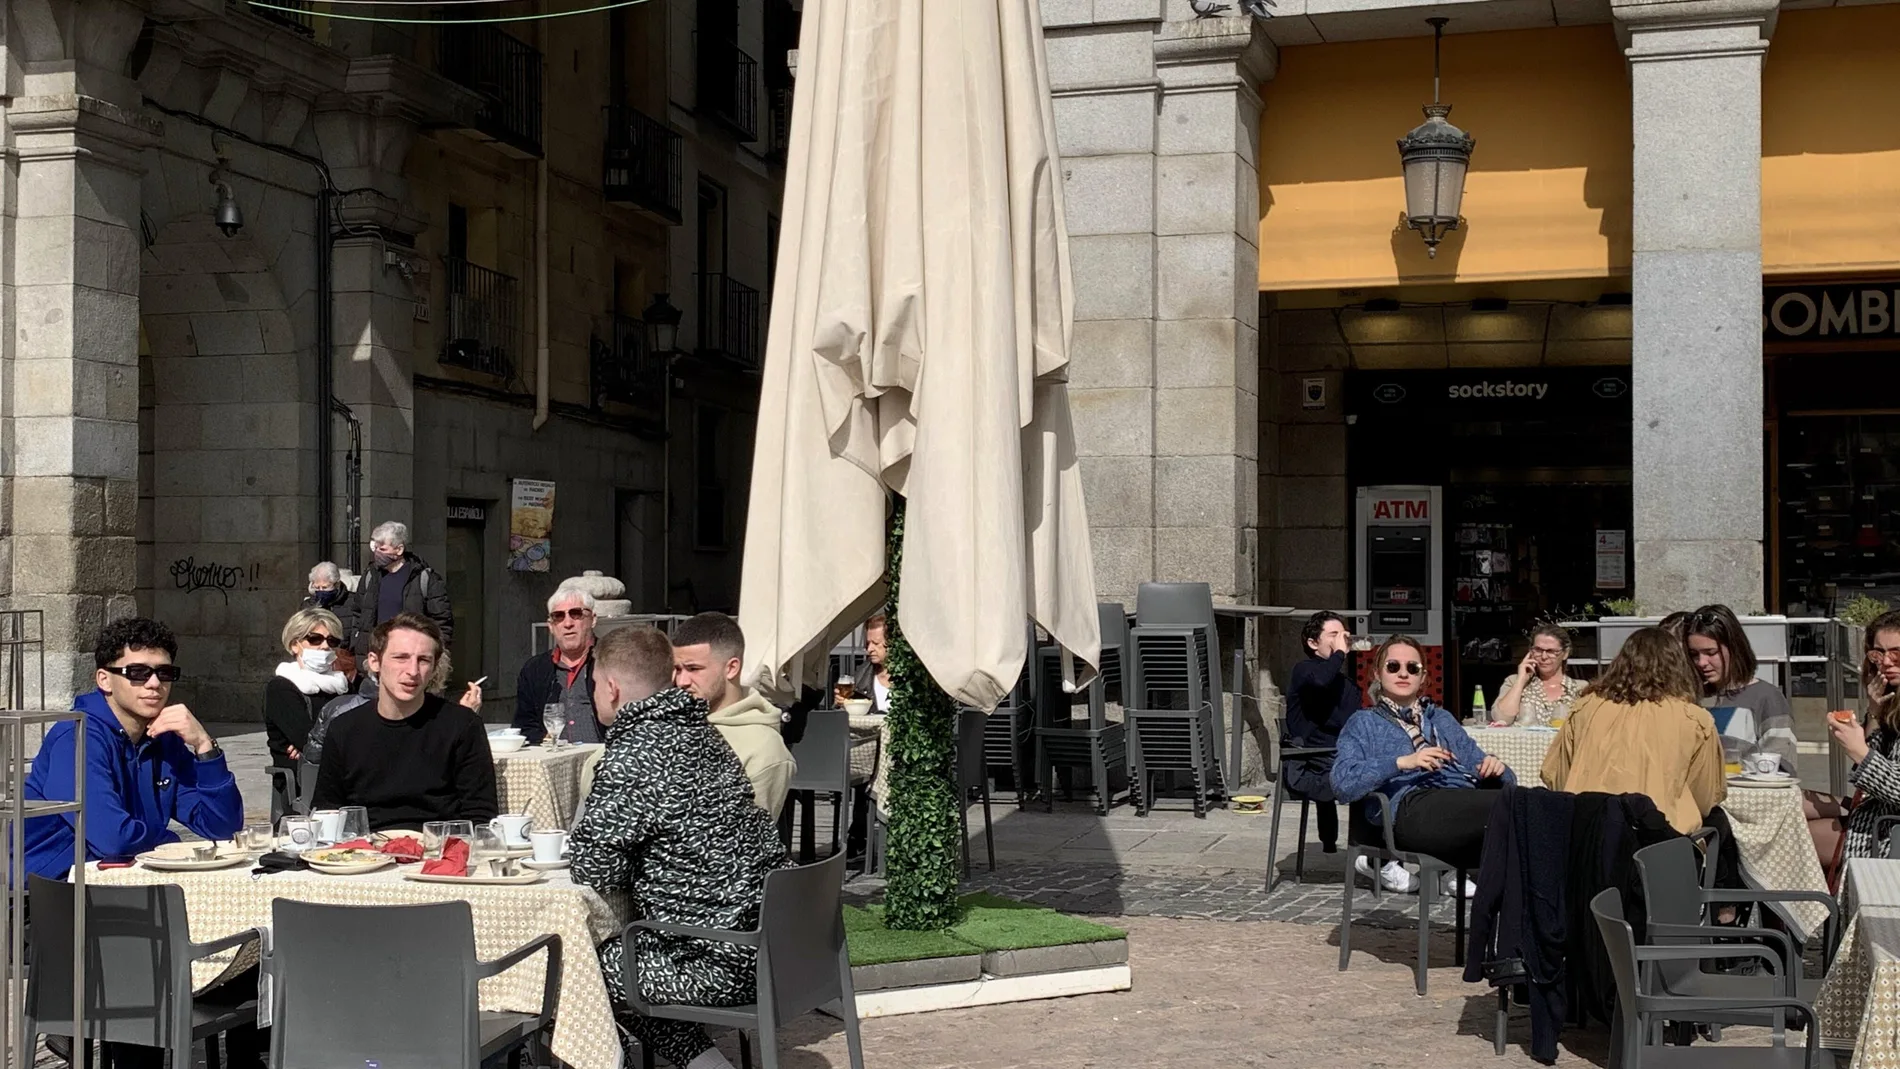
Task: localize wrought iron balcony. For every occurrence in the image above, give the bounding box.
[603,106,684,223]
[436,24,544,157]
[592,315,666,410]
[441,257,520,380]
[698,43,759,143]
[236,0,315,35]
[697,274,762,369]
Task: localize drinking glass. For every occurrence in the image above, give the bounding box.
[241,821,274,852]
[340,806,370,843]
[445,820,476,849]
[472,824,507,859]
[422,821,451,859]
[542,703,566,748]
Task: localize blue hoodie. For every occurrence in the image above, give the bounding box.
[22,691,246,879]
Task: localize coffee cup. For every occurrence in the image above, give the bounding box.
[1747,752,1783,776]
[530,829,568,863]
[311,809,344,844]
[489,813,534,847]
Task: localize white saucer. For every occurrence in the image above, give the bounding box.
[1728,771,1797,788]
[521,858,570,871]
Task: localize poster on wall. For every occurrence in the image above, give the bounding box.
[1595,529,1627,591]
[509,479,556,572]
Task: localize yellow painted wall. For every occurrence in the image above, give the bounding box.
[1762,7,1900,278]
[1259,25,1632,291]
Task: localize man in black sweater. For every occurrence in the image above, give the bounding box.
[1283,610,1362,854]
[314,612,498,830]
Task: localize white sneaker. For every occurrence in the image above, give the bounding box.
[1356,855,1418,893]
[1441,873,1478,899]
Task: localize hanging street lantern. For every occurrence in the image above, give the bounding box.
[1397,18,1474,258]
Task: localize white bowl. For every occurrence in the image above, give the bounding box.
[488,736,527,754]
[842,699,873,716]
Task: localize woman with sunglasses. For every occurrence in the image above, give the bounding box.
[1332,636,1514,896]
[263,606,351,772]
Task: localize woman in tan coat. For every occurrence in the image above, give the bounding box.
[1542,626,1727,834]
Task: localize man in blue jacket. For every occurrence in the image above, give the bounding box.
[24,617,245,879]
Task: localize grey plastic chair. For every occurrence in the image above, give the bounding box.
[982,699,1034,808]
[1337,792,1467,996]
[266,898,561,1069]
[1034,603,1130,815]
[1590,887,1822,1068]
[619,851,865,1069]
[1265,714,1335,892]
[266,761,319,822]
[782,709,850,862]
[26,875,262,1069]
[1127,582,1225,817]
[957,706,996,874]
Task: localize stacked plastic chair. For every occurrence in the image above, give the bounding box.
[980,663,1036,807]
[1032,603,1131,814]
[1126,582,1226,817]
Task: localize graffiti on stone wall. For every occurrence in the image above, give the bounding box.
[168,557,258,603]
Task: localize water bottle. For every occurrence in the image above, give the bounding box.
[1471,684,1487,720]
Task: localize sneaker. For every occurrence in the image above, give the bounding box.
[1357,855,1418,892]
[1441,873,1478,899]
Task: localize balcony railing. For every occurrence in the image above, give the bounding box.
[592,315,665,410]
[442,257,520,380]
[698,43,759,143]
[437,25,544,157]
[697,274,763,369]
[603,106,684,223]
[238,0,315,35]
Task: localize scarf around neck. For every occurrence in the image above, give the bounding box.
[276,661,349,697]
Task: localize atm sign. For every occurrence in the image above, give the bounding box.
[1370,497,1430,521]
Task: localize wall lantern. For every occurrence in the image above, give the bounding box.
[1397,18,1474,258]
[642,292,683,354]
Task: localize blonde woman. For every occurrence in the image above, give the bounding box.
[1541,627,1725,834]
[262,606,349,768]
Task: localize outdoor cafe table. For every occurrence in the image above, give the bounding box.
[1470,725,1833,942]
[1818,858,1900,1067]
[496,742,603,831]
[87,857,631,1069]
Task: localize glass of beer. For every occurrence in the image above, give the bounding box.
[834,677,855,705]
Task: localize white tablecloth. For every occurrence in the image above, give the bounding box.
[1470,726,1556,776]
[496,743,603,831]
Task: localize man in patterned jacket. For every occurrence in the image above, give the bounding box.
[571,625,790,1069]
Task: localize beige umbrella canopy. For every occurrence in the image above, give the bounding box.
[738,0,1099,710]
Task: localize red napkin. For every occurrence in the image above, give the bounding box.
[420,837,470,876]
[380,836,423,862]
[331,838,374,850]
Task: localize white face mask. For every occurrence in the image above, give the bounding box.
[300,648,337,674]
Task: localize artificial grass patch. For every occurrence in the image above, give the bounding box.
[845,892,1126,966]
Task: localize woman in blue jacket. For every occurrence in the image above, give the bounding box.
[1331,635,1515,896]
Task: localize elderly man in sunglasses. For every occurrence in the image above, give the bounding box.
[22,617,244,879]
[512,589,606,744]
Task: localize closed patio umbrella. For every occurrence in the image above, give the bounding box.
[738,0,1100,712]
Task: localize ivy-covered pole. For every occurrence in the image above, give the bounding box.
[881,496,962,930]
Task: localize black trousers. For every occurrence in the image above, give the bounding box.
[1391,785,1499,872]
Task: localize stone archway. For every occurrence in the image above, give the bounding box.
[140,213,314,720]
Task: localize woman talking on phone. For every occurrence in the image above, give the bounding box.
[1491,624,1586,726]
[1332,635,1515,896]
[1810,609,1900,883]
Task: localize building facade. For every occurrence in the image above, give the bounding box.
[2,0,792,716]
[1045,0,1900,698]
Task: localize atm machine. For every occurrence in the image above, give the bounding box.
[1354,485,1446,704]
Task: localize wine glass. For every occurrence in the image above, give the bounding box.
[542,703,566,748]
[340,806,370,844]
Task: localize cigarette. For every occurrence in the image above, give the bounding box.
[471,676,489,688]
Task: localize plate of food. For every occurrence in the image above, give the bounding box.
[303,848,395,875]
[135,843,252,872]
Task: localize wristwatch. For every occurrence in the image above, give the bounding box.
[195,739,224,762]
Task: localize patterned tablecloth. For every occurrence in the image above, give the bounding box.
[497,743,603,831]
[851,714,889,805]
[1819,859,1900,1065]
[1471,726,1557,776]
[1472,726,1830,940]
[89,859,631,1069]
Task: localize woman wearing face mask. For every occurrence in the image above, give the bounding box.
[1332,636,1515,896]
[302,562,361,673]
[263,607,351,771]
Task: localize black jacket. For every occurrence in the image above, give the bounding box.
[353,552,453,654]
[1466,786,1577,1064]
[302,589,364,651]
[263,677,316,767]
[514,648,601,744]
[1283,651,1361,801]
[1565,792,1677,1030]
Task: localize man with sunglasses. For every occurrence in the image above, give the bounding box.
[22,617,244,878]
[513,589,605,744]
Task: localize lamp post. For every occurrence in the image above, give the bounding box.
[1397,18,1474,258]
[642,293,685,611]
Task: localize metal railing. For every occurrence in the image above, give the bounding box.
[238,0,315,35]
[603,105,684,222]
[697,273,762,368]
[766,86,792,162]
[0,612,44,720]
[442,257,521,380]
[592,315,664,410]
[699,42,759,142]
[437,24,544,156]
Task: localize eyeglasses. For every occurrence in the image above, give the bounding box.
[103,664,182,685]
[1870,646,1900,664]
[301,633,344,649]
[1528,647,1564,658]
[1384,660,1423,676]
[548,608,595,623]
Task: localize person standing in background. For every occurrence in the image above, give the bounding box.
[353,521,454,656]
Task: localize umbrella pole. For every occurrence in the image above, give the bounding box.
[881,496,962,930]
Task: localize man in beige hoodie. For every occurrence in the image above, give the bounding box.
[672,612,797,817]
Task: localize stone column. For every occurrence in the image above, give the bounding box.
[1615,0,1777,613]
[1150,17,1271,605]
[2,0,156,701]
